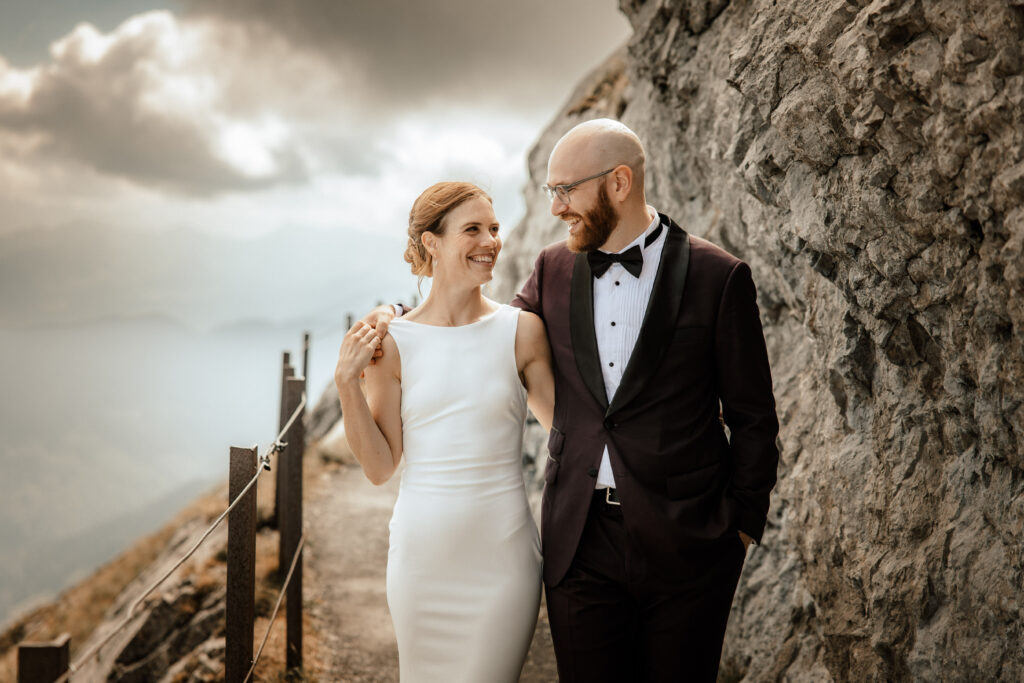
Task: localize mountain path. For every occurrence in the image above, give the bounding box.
[304,462,558,682]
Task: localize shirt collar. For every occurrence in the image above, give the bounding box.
[607,206,662,255]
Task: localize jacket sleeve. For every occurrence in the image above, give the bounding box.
[714,260,780,544]
[510,250,544,317]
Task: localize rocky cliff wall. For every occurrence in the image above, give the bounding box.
[492,1,1024,680]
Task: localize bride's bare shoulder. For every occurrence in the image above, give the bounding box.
[515,309,547,344]
[367,333,402,381]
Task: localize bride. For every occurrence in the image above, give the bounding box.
[334,181,554,682]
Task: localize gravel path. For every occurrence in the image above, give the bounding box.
[305,462,558,682]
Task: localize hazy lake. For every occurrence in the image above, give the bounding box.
[0,315,351,627]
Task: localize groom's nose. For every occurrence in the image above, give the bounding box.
[550,195,568,216]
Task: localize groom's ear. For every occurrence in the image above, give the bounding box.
[609,164,633,202]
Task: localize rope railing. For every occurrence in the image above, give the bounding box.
[45,392,307,683]
[242,533,305,683]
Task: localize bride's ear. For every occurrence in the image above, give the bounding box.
[421,232,439,260]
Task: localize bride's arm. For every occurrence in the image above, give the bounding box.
[335,322,403,485]
[516,311,554,433]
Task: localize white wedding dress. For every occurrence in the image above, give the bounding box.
[385,303,542,682]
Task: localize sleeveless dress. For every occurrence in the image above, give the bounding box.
[385,303,542,682]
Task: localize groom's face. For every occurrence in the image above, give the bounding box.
[547,141,621,253]
[560,182,618,253]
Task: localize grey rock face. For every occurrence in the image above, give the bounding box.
[71,520,229,683]
[493,1,1024,680]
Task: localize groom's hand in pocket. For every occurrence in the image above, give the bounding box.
[359,305,397,364]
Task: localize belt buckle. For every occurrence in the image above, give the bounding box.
[605,487,621,506]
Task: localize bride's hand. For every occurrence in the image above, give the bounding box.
[335,322,383,386]
[360,304,398,365]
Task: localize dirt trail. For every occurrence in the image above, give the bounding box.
[304,462,558,682]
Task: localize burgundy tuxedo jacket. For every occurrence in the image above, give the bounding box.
[511,213,780,587]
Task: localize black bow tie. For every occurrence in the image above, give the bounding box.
[589,245,643,278]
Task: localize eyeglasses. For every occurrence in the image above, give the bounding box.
[541,167,615,205]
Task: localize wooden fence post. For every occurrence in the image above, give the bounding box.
[302,332,310,394]
[279,376,306,672]
[272,352,295,529]
[17,633,69,683]
[225,446,258,683]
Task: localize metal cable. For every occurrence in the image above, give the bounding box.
[52,393,307,683]
[242,533,306,683]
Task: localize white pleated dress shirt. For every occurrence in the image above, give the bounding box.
[594,207,667,489]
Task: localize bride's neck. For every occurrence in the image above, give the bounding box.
[418,281,492,326]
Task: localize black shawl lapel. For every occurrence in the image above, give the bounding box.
[570,251,609,412]
[606,216,690,417]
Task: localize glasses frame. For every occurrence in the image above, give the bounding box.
[541,167,616,205]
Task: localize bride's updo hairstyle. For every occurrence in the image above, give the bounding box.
[405,182,492,279]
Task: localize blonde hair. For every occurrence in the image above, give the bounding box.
[404,182,492,279]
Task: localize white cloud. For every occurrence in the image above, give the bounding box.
[213,116,293,179]
[0,56,38,104]
[0,12,309,196]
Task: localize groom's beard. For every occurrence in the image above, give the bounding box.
[565,184,619,253]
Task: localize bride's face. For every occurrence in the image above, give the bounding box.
[428,196,502,285]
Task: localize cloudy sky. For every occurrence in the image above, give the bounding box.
[0,0,632,330]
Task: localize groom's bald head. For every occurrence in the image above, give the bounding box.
[548,118,646,198]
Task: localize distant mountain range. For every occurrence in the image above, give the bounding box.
[0,219,417,332]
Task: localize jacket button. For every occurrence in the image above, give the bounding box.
[604,419,616,430]
[587,467,598,477]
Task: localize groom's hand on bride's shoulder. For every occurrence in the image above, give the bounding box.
[360,304,397,364]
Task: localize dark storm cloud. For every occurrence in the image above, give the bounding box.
[181,0,631,112]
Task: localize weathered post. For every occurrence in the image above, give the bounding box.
[272,352,295,529]
[279,376,306,672]
[301,332,310,394]
[17,633,70,683]
[225,446,258,683]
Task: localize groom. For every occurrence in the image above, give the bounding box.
[511,118,778,682]
[370,118,779,681]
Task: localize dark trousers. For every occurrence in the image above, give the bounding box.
[545,491,746,682]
